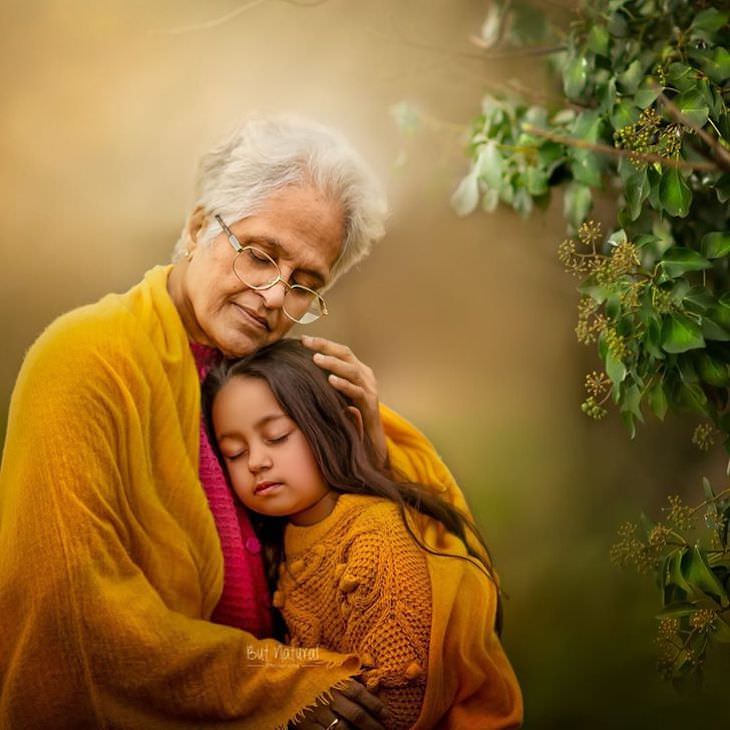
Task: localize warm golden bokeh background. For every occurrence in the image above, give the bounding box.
[2,1,728,726]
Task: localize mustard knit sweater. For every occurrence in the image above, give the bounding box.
[277,494,431,730]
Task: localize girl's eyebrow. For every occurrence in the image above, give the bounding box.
[253,413,288,428]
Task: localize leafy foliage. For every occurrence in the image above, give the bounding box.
[450,0,730,453]
[610,479,730,683]
[404,0,730,683]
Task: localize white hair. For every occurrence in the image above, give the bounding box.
[172,116,388,290]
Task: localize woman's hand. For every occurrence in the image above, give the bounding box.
[291,678,390,729]
[301,336,388,466]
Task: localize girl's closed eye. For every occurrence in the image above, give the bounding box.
[266,432,291,445]
[225,449,248,461]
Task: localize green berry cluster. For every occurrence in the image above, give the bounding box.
[614,108,663,166]
[609,521,658,573]
[584,370,611,398]
[690,608,718,634]
[665,495,694,532]
[581,395,607,420]
[692,422,717,452]
[610,240,641,277]
[651,286,674,314]
[605,326,629,360]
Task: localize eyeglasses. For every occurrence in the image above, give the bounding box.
[214,214,328,325]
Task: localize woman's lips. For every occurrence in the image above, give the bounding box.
[254,482,282,495]
[233,303,269,331]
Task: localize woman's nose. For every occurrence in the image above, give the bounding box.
[256,280,287,310]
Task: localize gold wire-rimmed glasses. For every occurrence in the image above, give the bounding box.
[214,214,328,325]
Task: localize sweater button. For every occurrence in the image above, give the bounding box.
[245,537,262,554]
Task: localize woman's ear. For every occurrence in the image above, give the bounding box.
[185,204,208,253]
[345,405,365,442]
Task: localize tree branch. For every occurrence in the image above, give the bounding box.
[657,91,730,174]
[153,0,329,35]
[521,123,721,172]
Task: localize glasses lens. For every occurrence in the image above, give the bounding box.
[283,286,323,324]
[233,247,279,288]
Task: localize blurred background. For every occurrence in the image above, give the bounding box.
[1,0,728,727]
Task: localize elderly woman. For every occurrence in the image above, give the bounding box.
[0,117,521,729]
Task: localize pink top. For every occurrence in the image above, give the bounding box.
[190,342,272,638]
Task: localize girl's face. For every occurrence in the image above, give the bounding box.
[212,375,336,525]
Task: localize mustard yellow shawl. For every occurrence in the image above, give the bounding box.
[0,265,522,728]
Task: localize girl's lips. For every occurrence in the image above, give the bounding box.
[254,482,282,495]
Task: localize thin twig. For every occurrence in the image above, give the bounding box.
[367,23,565,62]
[657,91,730,173]
[153,0,329,35]
[521,123,721,172]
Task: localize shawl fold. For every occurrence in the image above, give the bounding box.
[0,264,522,728]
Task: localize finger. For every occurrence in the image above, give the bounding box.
[301,336,357,363]
[312,354,362,383]
[336,681,391,724]
[328,692,386,730]
[327,376,367,402]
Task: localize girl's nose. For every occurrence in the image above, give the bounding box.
[247,444,272,473]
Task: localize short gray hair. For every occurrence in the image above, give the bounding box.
[172,116,388,290]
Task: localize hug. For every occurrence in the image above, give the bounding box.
[0,116,522,729]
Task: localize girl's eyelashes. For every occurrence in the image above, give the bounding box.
[221,433,291,460]
[266,432,291,445]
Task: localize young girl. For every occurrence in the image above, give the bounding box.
[203,339,522,729]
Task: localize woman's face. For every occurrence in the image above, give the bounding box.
[171,185,343,357]
[212,375,336,526]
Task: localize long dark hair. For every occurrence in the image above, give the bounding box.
[202,338,503,633]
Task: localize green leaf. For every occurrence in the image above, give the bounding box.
[682,546,728,607]
[675,90,709,129]
[683,286,715,311]
[563,181,592,230]
[622,165,650,221]
[661,313,705,353]
[634,86,660,109]
[564,56,589,100]
[659,248,712,278]
[450,170,479,216]
[648,381,668,420]
[587,24,610,56]
[605,351,627,385]
[702,318,730,342]
[702,477,716,501]
[621,383,644,423]
[695,353,730,387]
[666,547,692,594]
[656,602,697,618]
[571,150,603,187]
[692,8,729,33]
[700,47,730,84]
[701,232,730,259]
[667,62,696,92]
[659,168,692,218]
[525,166,548,195]
[617,59,643,94]
[481,188,499,213]
[610,101,640,131]
[475,141,503,190]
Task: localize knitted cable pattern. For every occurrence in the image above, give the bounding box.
[278,494,431,729]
